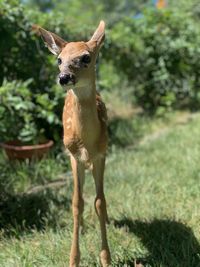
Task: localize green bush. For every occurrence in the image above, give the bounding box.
[108,8,200,112]
[0,0,51,91]
[0,79,36,143]
[0,80,64,143]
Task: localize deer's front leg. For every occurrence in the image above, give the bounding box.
[92,157,111,267]
[70,156,85,267]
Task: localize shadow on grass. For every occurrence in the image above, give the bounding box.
[114,218,200,267]
[0,189,71,238]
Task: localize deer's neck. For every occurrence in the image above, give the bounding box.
[71,71,96,102]
[69,74,99,132]
[72,83,96,103]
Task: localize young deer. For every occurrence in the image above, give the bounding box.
[35,21,111,267]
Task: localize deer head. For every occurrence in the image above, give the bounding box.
[34,21,105,89]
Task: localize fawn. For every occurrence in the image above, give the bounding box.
[34,21,111,267]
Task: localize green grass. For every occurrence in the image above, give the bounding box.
[1,112,200,266]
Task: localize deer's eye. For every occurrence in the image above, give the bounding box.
[57,58,62,65]
[81,54,91,64]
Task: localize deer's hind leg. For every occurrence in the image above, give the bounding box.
[92,157,111,267]
[69,155,85,267]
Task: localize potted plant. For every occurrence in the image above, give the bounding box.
[0,79,54,160]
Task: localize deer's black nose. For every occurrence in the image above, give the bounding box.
[59,73,71,85]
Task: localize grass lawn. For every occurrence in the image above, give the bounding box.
[1,112,200,266]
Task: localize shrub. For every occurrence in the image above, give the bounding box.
[108,8,200,113]
[0,0,51,91]
[0,80,64,143]
[0,79,36,143]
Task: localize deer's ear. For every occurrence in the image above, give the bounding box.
[87,21,105,49]
[33,25,66,55]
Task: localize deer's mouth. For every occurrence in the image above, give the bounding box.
[70,75,76,85]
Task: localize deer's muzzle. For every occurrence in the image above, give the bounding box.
[59,73,76,86]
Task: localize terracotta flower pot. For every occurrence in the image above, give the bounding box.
[0,140,54,160]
